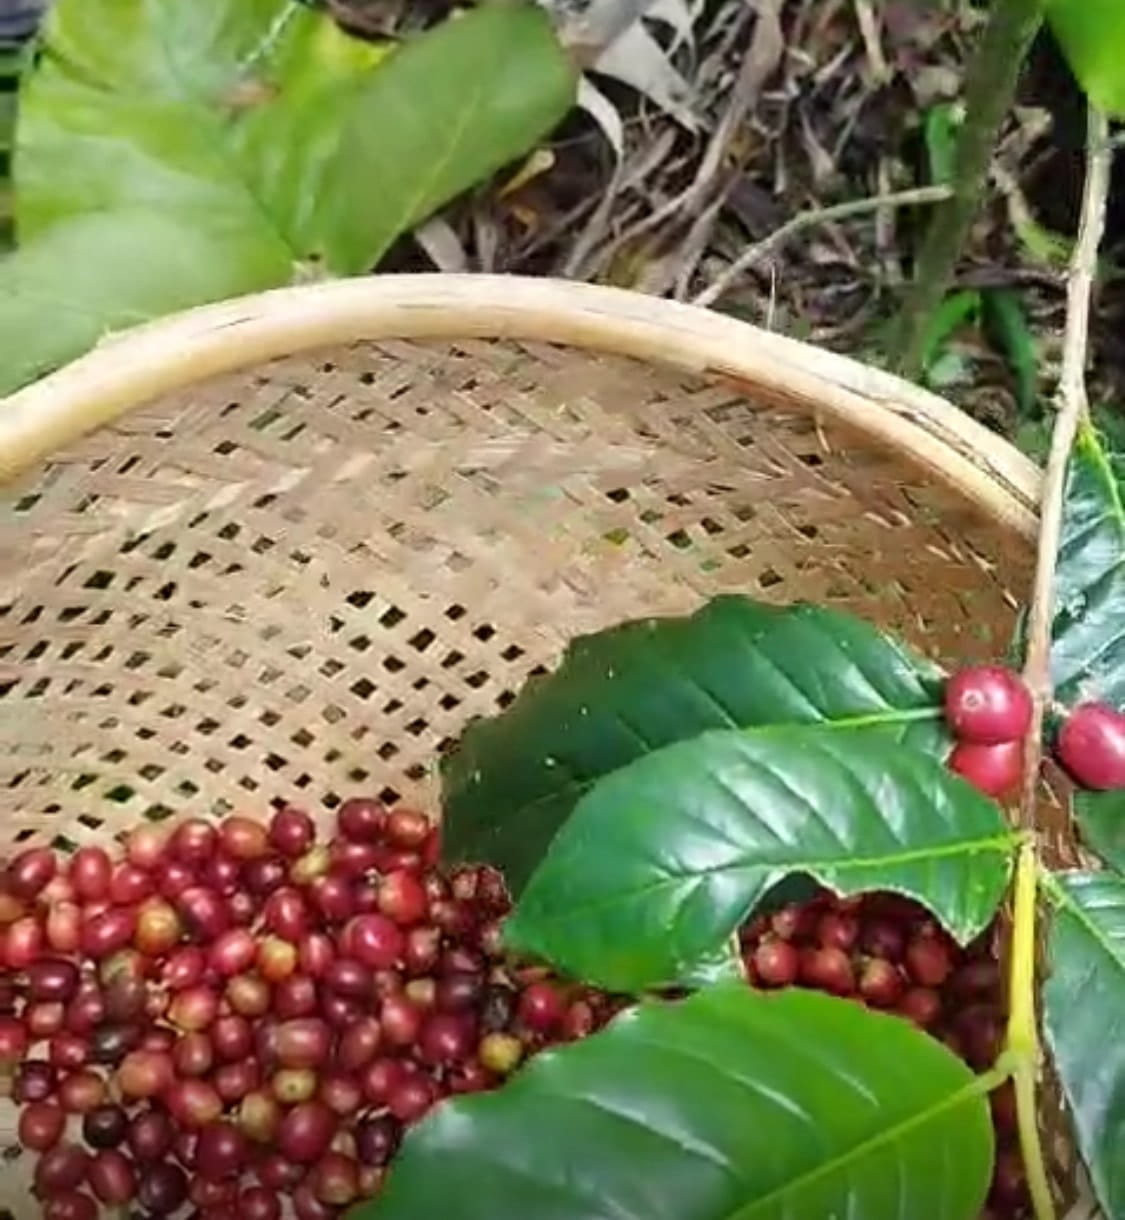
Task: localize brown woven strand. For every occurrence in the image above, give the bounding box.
[1,338,1033,855]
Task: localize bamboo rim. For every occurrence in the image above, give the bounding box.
[0,274,1041,538]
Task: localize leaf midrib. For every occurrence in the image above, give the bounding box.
[520,832,1018,928]
[1046,874,1125,970]
[369,39,489,264]
[149,14,299,262]
[728,1073,988,1220]
[462,707,942,846]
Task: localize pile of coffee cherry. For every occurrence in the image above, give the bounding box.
[1,796,1028,1220]
[5,664,1115,1218]
[0,804,622,1219]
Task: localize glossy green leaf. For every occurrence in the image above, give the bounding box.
[1074,791,1125,873]
[2,0,573,393]
[1049,0,1125,117]
[14,0,381,248]
[1042,871,1125,1219]
[1049,420,1125,708]
[362,985,995,1220]
[312,3,576,270]
[0,209,289,394]
[982,288,1037,417]
[505,727,1016,990]
[441,596,948,897]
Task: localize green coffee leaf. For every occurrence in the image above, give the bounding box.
[1049,0,1125,117]
[2,0,574,393]
[1043,871,1125,1219]
[14,0,382,250]
[1074,791,1125,874]
[0,209,289,394]
[441,596,948,897]
[311,4,575,271]
[1049,421,1125,708]
[505,727,1016,991]
[361,986,994,1220]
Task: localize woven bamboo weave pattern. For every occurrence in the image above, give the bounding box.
[1,336,1032,857]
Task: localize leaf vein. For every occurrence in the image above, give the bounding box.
[519,835,1015,928]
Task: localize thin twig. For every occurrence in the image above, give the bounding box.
[585,0,781,282]
[851,0,889,84]
[692,185,951,308]
[1018,105,1114,828]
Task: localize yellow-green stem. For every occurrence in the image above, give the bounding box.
[1005,841,1038,1057]
[1014,1060,1056,1220]
[1005,841,1055,1220]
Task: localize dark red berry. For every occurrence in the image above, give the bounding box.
[859,919,904,961]
[955,1003,1003,1069]
[944,666,1032,745]
[516,981,565,1032]
[798,947,854,995]
[905,934,952,987]
[816,912,858,951]
[949,959,1001,999]
[751,939,799,987]
[949,739,1022,799]
[990,1081,1017,1133]
[897,986,942,1027]
[1056,701,1125,790]
[857,957,904,1007]
[989,1147,1028,1207]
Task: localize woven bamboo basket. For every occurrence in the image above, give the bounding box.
[0,274,1052,1218]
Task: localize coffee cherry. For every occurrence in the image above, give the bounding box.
[816,912,858,951]
[859,919,904,961]
[751,939,799,987]
[770,904,815,941]
[478,1032,523,1076]
[949,740,1022,799]
[989,1147,1028,1208]
[990,1082,1017,1133]
[905,933,953,987]
[516,981,565,1033]
[897,986,942,1028]
[857,958,904,1008]
[944,666,1032,744]
[1056,701,1125,790]
[798,947,854,996]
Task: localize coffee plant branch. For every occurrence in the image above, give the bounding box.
[1018,105,1114,828]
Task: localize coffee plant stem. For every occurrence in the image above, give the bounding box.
[1017,104,1114,829]
[1005,841,1038,1060]
[890,0,1044,378]
[1006,841,1056,1220]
